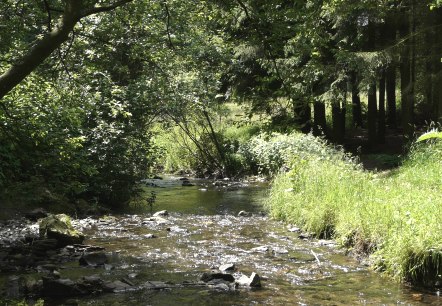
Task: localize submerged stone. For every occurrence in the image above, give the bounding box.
[79,251,108,267]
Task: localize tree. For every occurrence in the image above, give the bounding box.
[0,0,133,100]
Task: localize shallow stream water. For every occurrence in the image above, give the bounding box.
[2,177,441,305]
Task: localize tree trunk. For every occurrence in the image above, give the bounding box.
[378,72,386,143]
[294,100,312,133]
[386,64,397,127]
[351,72,362,127]
[385,11,397,128]
[367,19,377,146]
[313,101,326,136]
[332,101,345,143]
[367,82,377,146]
[399,9,413,136]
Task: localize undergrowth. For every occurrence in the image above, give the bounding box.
[266,134,442,287]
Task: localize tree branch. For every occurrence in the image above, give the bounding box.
[80,0,134,18]
[163,1,175,49]
[43,0,53,31]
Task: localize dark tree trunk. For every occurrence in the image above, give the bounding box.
[294,101,312,133]
[399,8,413,136]
[332,101,345,143]
[386,64,397,127]
[378,72,386,143]
[367,19,377,146]
[350,72,362,127]
[368,82,377,146]
[313,101,327,136]
[385,10,397,128]
[431,8,442,124]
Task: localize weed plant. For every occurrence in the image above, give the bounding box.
[267,135,442,287]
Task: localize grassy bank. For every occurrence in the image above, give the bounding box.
[267,136,442,287]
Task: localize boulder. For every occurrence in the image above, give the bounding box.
[39,214,84,247]
[182,180,194,187]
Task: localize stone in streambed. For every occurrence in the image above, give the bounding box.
[103,280,134,293]
[236,272,262,287]
[153,210,169,217]
[79,251,108,267]
[201,272,235,283]
[41,276,85,297]
[238,211,249,217]
[39,214,84,247]
[219,263,235,272]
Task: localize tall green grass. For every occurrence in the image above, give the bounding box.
[267,136,442,287]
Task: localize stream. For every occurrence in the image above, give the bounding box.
[1,177,440,305]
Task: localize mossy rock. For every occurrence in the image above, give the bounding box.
[39,214,85,247]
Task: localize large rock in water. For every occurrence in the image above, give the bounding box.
[39,214,84,247]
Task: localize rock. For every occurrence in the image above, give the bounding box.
[77,275,104,294]
[25,208,48,221]
[201,272,235,283]
[237,211,249,217]
[153,175,163,180]
[153,210,169,217]
[179,177,189,181]
[250,245,269,253]
[6,276,26,299]
[236,272,262,287]
[143,234,157,239]
[103,280,134,293]
[79,251,108,267]
[42,277,84,297]
[39,214,84,247]
[31,239,58,257]
[288,227,301,233]
[219,263,235,272]
[182,180,194,187]
[299,232,313,239]
[144,281,174,290]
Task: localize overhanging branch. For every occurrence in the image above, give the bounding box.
[80,0,134,18]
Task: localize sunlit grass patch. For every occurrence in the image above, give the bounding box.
[266,135,442,286]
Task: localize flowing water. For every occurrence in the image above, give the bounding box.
[2,177,441,305]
